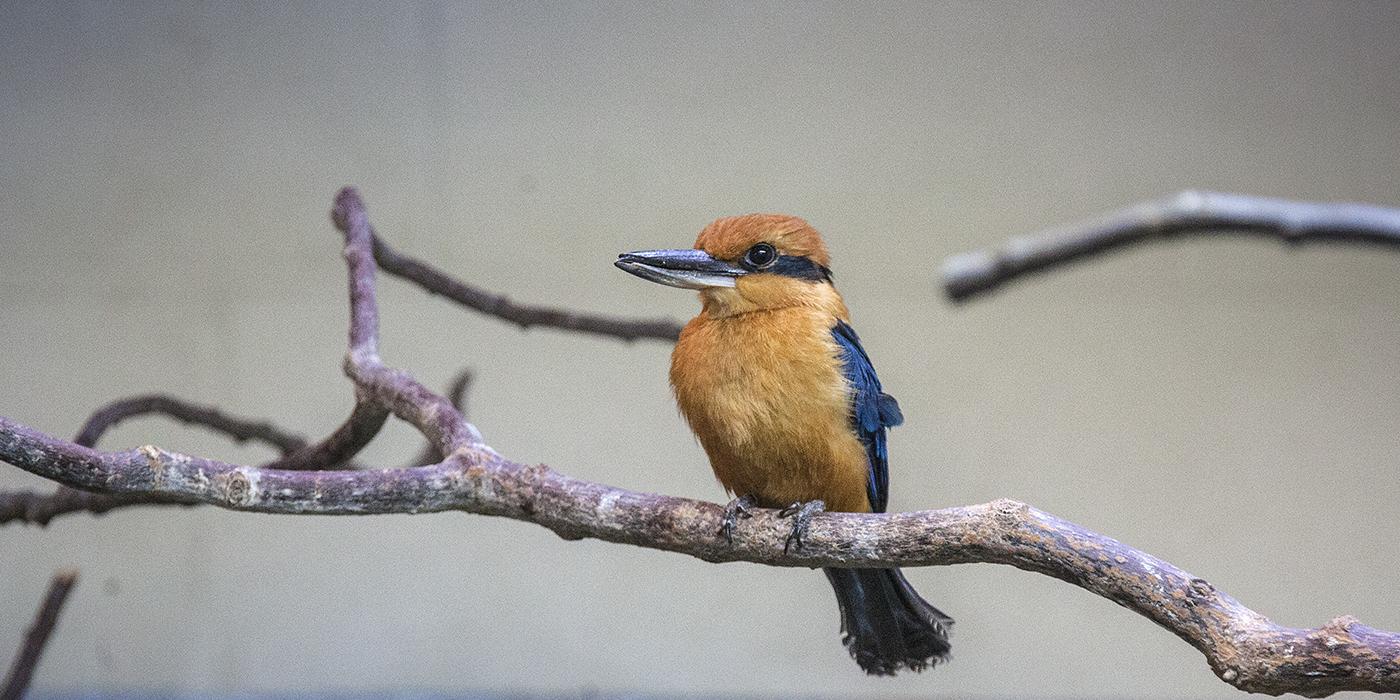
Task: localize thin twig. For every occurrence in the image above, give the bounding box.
[411,369,473,466]
[2,395,310,526]
[1,570,79,700]
[0,489,188,527]
[371,231,682,342]
[73,394,308,453]
[259,400,387,471]
[74,392,385,472]
[942,191,1400,301]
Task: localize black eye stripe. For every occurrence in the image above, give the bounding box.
[737,243,831,282]
[770,255,832,282]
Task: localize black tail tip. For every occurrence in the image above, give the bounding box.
[844,616,952,676]
[825,567,953,676]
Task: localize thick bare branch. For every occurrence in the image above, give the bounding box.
[942,191,1400,301]
[372,230,682,342]
[2,570,78,700]
[0,417,1395,696]
[1,187,1394,696]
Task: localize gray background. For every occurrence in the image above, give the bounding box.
[3,1,1399,697]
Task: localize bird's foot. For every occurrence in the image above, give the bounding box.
[778,499,826,553]
[719,494,759,544]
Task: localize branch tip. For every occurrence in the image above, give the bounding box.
[332,186,365,231]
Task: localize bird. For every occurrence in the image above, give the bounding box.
[615,213,952,675]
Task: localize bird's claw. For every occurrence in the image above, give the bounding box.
[779,499,826,553]
[719,494,759,544]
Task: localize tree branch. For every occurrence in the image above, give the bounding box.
[2,570,78,700]
[410,369,473,466]
[2,395,310,526]
[0,360,458,526]
[1,416,1395,695]
[75,393,387,472]
[1,389,386,525]
[73,394,308,453]
[258,400,386,471]
[371,231,682,342]
[1,187,1395,695]
[941,191,1400,301]
[0,488,188,527]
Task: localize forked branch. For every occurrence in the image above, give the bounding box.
[2,394,311,526]
[0,188,1395,696]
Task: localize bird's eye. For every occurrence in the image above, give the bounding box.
[743,243,778,269]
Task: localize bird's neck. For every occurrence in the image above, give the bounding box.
[698,281,849,321]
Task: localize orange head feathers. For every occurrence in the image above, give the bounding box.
[693,214,831,270]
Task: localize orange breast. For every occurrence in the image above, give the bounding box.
[670,307,872,513]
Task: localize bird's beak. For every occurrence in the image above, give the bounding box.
[614,249,747,290]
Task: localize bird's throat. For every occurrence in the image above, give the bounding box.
[700,278,848,319]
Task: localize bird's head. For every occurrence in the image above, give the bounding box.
[616,214,841,317]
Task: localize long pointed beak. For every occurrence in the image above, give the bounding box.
[614,249,747,290]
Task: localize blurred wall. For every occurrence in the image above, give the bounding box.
[3,2,1399,698]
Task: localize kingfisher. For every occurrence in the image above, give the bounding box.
[615,214,952,675]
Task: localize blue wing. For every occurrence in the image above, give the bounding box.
[831,320,903,513]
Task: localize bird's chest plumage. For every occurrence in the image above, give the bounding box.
[670,307,873,513]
